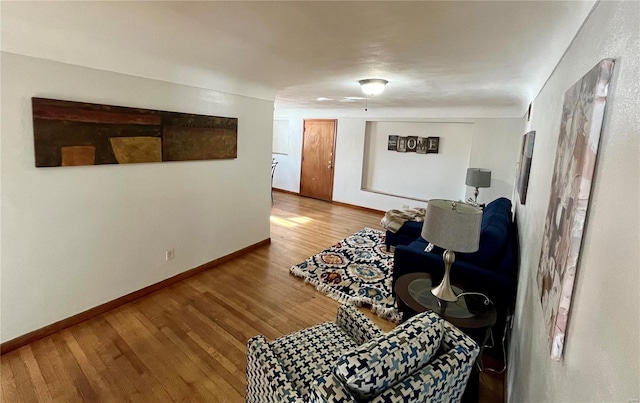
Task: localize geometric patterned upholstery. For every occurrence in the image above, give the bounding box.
[246,334,303,402]
[367,320,480,402]
[335,303,384,345]
[246,304,479,403]
[246,305,373,403]
[333,312,444,399]
[272,322,360,398]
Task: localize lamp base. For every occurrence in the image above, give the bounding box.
[431,249,458,302]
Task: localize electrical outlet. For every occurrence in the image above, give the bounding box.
[402,204,410,209]
[166,249,175,261]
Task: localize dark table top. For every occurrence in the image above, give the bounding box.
[395,272,497,330]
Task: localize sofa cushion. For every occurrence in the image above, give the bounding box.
[333,311,444,399]
[457,197,511,266]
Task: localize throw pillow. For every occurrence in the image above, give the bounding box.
[333,311,444,400]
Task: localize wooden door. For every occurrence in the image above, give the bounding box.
[300,119,337,201]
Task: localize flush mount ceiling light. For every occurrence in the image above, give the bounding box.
[359,79,389,96]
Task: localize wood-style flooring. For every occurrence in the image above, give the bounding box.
[1,191,504,402]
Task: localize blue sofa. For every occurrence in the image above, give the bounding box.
[392,198,519,354]
[385,220,423,251]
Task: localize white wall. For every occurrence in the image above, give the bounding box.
[0,53,274,343]
[466,119,525,204]
[508,1,640,401]
[273,109,523,212]
[362,121,473,202]
[271,119,298,191]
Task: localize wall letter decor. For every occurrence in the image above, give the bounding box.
[388,135,439,154]
[387,135,398,151]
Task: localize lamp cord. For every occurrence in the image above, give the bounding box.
[456,291,493,306]
[453,291,509,374]
[477,313,512,375]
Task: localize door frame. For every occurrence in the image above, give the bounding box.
[299,119,337,201]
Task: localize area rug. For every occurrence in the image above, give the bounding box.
[290,227,401,323]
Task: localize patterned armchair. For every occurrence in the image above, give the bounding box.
[246,305,479,402]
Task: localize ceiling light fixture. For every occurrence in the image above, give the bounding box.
[359,79,388,96]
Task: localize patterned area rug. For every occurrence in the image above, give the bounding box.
[290,227,401,323]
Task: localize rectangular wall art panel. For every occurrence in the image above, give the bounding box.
[32,98,238,167]
[517,130,536,205]
[536,58,614,361]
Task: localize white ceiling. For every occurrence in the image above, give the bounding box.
[1,1,596,117]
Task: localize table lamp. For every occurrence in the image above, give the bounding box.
[465,168,492,204]
[421,200,483,302]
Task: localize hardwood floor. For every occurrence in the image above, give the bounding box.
[1,192,504,402]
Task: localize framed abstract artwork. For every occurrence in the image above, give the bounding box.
[32,98,238,167]
[517,131,536,205]
[536,58,614,360]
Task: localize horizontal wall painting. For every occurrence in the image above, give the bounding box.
[388,135,439,154]
[32,98,238,167]
[536,58,614,361]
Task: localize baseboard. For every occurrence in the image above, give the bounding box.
[0,238,271,355]
[273,187,299,195]
[331,200,385,215]
[360,188,430,204]
[274,188,385,216]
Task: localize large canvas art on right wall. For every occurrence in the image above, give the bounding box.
[537,58,614,361]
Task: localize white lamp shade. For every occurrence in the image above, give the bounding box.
[359,79,388,96]
[465,168,492,188]
[421,199,482,253]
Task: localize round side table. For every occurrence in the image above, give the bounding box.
[395,272,497,329]
[394,272,497,403]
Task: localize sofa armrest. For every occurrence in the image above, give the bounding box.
[336,304,384,345]
[440,319,480,358]
[385,221,423,248]
[309,372,359,403]
[246,335,305,403]
[371,321,480,403]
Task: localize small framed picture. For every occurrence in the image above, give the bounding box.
[388,135,398,151]
[517,131,536,204]
[406,136,418,152]
[427,137,440,153]
[397,137,407,152]
[416,137,428,154]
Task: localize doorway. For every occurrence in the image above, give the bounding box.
[299,119,337,202]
